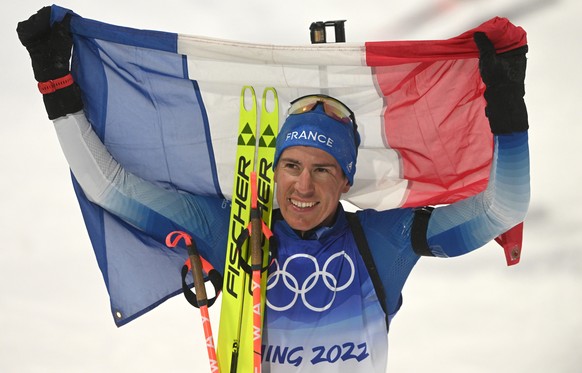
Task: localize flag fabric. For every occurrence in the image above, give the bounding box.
[50,5,527,326]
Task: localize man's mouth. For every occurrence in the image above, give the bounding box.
[289,198,318,209]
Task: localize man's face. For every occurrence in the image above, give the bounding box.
[274,146,351,233]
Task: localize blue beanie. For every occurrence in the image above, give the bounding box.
[273,104,360,185]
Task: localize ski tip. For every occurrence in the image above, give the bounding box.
[242,86,256,95]
[262,87,277,99]
[241,86,257,114]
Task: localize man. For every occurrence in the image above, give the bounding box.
[18,7,529,372]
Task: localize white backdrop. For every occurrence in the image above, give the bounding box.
[2,0,581,372]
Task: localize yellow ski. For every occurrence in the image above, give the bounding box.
[218,87,278,372]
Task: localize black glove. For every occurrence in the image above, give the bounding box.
[474,32,529,134]
[17,6,83,120]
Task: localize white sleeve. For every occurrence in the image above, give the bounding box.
[52,111,226,243]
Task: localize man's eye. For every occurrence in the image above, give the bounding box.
[315,167,330,173]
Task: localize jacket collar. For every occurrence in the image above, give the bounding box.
[274,203,349,241]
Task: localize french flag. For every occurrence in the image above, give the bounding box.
[51,5,526,326]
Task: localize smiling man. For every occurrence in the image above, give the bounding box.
[273,95,358,234]
[18,7,530,373]
[275,146,350,231]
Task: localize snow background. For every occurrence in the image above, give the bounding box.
[2,0,581,372]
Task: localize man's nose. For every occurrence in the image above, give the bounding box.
[295,169,315,194]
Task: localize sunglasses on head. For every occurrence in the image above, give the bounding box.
[287,94,359,149]
[287,94,356,126]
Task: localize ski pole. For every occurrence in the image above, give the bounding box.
[166,231,220,373]
[249,171,262,373]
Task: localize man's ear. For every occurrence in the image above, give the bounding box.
[341,178,351,194]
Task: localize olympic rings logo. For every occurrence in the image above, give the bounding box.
[266,251,355,312]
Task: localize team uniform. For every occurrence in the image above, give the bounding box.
[52,110,529,372]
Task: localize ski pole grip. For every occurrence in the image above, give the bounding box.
[250,172,262,269]
[187,241,209,306]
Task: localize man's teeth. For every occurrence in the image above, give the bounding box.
[290,199,317,208]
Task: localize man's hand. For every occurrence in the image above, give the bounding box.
[16,6,82,119]
[17,6,73,82]
[473,32,529,134]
